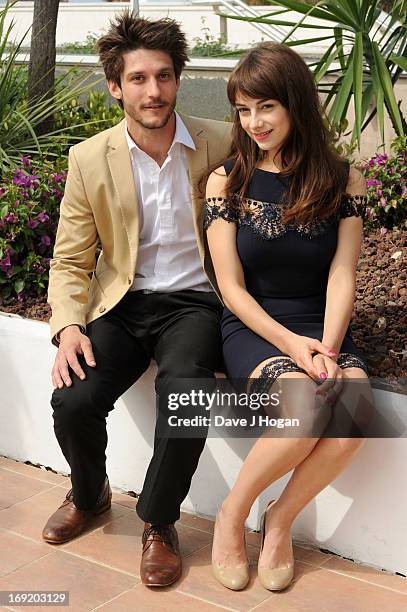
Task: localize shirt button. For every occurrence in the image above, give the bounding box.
[99,306,106,313]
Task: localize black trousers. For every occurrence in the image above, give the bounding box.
[51,290,223,524]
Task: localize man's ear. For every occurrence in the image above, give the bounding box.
[107,80,122,101]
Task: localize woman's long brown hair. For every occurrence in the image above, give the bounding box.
[207,42,349,223]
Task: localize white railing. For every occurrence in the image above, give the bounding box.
[192,0,298,43]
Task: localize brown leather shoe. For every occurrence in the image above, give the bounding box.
[42,477,112,544]
[140,523,182,587]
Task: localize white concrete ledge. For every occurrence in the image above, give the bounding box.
[13,53,240,71]
[0,311,406,575]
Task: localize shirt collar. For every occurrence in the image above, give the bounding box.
[125,111,196,156]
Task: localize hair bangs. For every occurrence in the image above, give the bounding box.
[227,55,280,107]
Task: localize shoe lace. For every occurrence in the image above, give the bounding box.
[65,489,74,502]
[142,524,176,554]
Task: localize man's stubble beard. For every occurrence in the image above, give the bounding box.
[123,98,177,130]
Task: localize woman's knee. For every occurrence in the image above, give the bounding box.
[325,437,366,457]
[249,361,329,436]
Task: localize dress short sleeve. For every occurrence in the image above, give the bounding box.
[340,194,367,220]
[203,197,239,229]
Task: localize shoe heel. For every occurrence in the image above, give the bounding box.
[93,478,112,516]
[94,500,111,515]
[258,500,294,591]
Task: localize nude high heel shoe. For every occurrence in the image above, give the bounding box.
[258,500,294,591]
[212,516,250,591]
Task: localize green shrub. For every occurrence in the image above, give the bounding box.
[0,157,66,302]
[55,90,123,141]
[56,33,99,55]
[0,90,122,302]
[190,18,239,57]
[0,1,99,175]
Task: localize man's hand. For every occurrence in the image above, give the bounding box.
[52,325,96,389]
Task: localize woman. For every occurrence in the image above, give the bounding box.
[204,42,372,592]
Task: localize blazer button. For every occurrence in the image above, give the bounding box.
[99,306,106,313]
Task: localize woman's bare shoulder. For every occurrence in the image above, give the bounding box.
[206,165,228,198]
[346,166,367,195]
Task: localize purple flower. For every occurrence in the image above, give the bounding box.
[380,197,387,208]
[367,178,381,187]
[0,250,12,272]
[376,154,388,165]
[52,173,63,183]
[21,156,31,168]
[37,211,50,224]
[28,216,39,229]
[380,227,388,235]
[4,212,18,223]
[41,235,51,247]
[17,291,26,302]
[52,188,63,199]
[12,169,39,189]
[376,189,383,197]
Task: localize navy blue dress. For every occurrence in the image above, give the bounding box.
[204,160,368,382]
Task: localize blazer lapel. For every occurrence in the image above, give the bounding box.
[182,115,209,262]
[106,116,209,267]
[106,121,140,259]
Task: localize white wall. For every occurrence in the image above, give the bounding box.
[1,312,406,575]
[1,1,373,54]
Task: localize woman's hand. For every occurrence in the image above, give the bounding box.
[313,354,344,405]
[282,332,336,380]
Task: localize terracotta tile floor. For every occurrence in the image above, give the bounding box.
[0,457,406,611]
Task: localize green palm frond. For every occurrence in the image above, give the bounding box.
[221,0,406,147]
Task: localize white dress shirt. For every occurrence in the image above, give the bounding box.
[125,112,211,293]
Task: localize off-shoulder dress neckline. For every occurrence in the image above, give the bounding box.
[254,167,282,175]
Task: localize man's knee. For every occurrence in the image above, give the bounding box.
[51,383,109,429]
[51,384,85,426]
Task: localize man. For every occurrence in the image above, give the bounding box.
[42,12,231,587]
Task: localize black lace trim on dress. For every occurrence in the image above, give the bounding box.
[250,352,369,394]
[336,353,368,373]
[340,194,367,219]
[203,196,239,227]
[204,195,367,240]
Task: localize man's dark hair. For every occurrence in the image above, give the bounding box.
[96,11,189,87]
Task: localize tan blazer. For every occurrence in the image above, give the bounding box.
[48,115,232,346]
